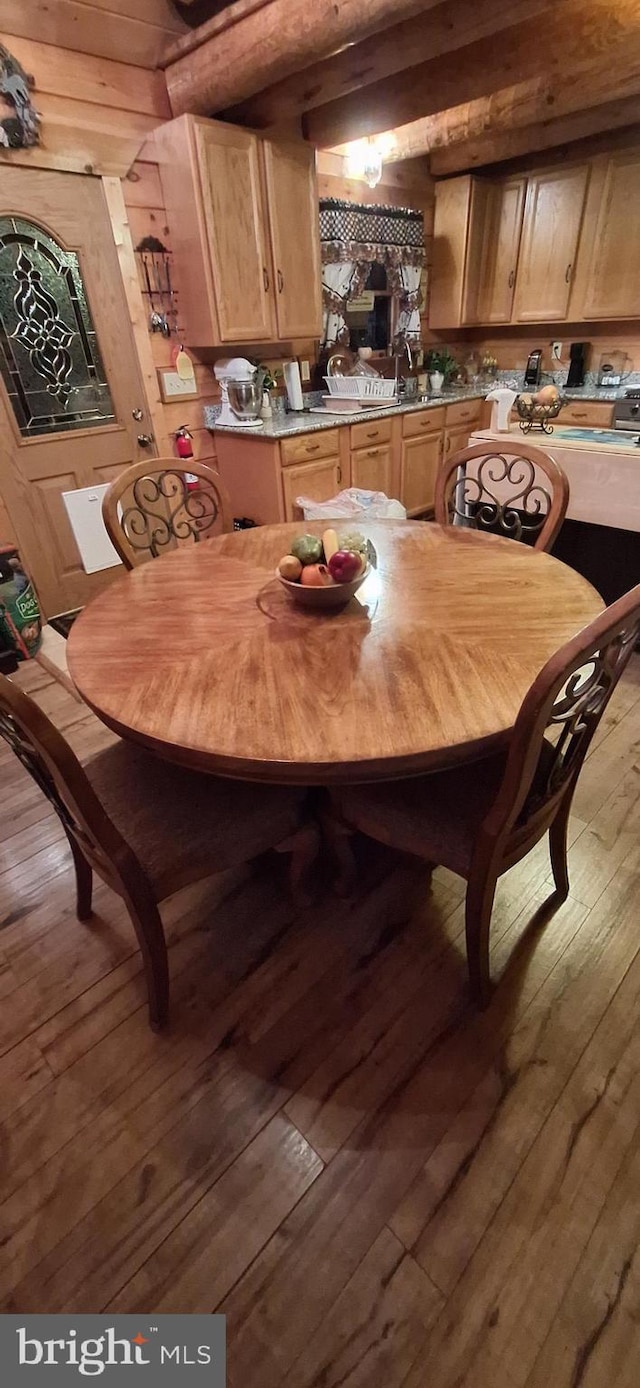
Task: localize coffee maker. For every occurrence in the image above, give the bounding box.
[566,341,589,389]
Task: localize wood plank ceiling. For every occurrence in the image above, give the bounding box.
[161,0,640,175]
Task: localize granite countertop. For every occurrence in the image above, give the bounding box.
[205,389,486,439]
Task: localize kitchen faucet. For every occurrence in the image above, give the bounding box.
[393,333,413,395]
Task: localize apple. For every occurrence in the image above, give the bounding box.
[300,563,334,587]
[328,549,365,583]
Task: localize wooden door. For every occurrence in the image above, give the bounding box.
[282,457,341,521]
[581,152,640,318]
[194,121,276,343]
[400,432,442,516]
[351,445,393,496]
[477,177,526,324]
[262,140,323,339]
[512,166,589,322]
[0,168,157,618]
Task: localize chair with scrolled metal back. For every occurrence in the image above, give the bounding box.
[434,440,569,552]
[102,458,232,569]
[0,673,317,1030]
[326,585,640,1007]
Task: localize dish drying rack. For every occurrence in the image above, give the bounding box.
[325,375,396,399]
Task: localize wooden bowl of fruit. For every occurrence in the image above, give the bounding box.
[276,529,373,609]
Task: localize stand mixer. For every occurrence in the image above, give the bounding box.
[213,358,263,428]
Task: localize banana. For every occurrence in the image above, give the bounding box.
[322,527,339,563]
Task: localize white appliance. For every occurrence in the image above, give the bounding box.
[213,357,263,428]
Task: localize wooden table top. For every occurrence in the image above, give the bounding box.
[67,521,603,784]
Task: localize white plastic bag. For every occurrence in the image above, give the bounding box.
[297,487,407,521]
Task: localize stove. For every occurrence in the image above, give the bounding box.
[613,389,640,432]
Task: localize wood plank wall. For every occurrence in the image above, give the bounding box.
[0,0,187,69]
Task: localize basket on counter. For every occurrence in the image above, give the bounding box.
[324,375,396,399]
[516,394,566,435]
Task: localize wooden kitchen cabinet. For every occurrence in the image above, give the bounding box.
[560,400,613,427]
[282,456,342,521]
[351,444,393,495]
[476,177,526,324]
[512,165,590,322]
[579,151,640,318]
[429,176,488,329]
[156,115,322,346]
[262,140,323,338]
[400,432,442,516]
[444,424,476,462]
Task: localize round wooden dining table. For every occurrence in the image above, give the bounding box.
[67,520,603,785]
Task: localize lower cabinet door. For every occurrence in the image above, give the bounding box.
[444,426,474,462]
[350,444,393,495]
[400,431,443,515]
[281,456,342,520]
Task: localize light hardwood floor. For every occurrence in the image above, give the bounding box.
[2,655,640,1386]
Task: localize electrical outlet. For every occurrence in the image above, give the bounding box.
[300,359,311,382]
[551,341,563,362]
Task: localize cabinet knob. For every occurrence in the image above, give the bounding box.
[508,269,515,288]
[565,262,573,283]
[277,269,284,294]
[305,443,320,453]
[137,433,153,448]
[263,266,270,291]
[337,464,342,482]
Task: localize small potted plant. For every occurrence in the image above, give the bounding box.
[425,348,457,394]
[257,364,281,418]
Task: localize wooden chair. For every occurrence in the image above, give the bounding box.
[102,458,232,569]
[0,674,316,1030]
[326,586,640,1007]
[434,440,569,551]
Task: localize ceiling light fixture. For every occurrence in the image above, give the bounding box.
[345,138,383,189]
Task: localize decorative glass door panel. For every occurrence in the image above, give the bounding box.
[0,168,156,617]
[0,216,116,437]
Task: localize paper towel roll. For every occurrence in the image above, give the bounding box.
[284,360,304,412]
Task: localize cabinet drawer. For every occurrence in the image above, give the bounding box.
[403,407,446,437]
[445,399,482,427]
[559,401,613,427]
[280,429,341,465]
[350,417,393,449]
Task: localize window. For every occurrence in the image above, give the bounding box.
[0,216,115,437]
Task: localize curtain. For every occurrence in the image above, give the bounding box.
[321,259,362,347]
[392,260,424,341]
[319,199,425,347]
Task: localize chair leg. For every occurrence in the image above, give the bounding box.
[65,830,93,921]
[465,868,499,1009]
[549,791,572,903]
[275,822,321,906]
[121,883,170,1032]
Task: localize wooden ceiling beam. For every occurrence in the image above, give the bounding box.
[304,0,640,147]
[429,98,640,175]
[164,0,443,117]
[224,0,553,129]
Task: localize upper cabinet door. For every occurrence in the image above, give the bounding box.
[194,122,276,343]
[476,178,526,324]
[262,140,323,339]
[512,166,589,322]
[581,152,640,318]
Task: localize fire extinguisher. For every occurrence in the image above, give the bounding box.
[174,426,198,489]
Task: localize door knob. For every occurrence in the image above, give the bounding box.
[137,433,153,447]
[132,408,144,421]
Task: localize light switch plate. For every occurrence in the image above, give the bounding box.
[157,368,198,402]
